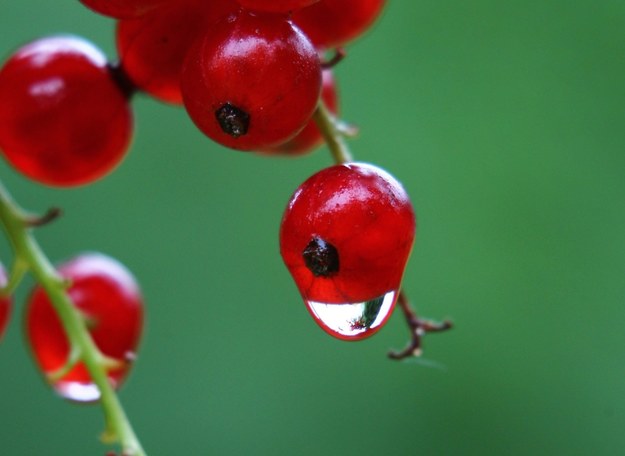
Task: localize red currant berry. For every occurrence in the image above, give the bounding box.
[263,68,338,155]
[26,253,143,402]
[292,0,386,48]
[80,0,170,19]
[181,10,322,151]
[280,163,415,340]
[117,0,238,104]
[235,0,319,14]
[0,263,12,342]
[0,36,133,187]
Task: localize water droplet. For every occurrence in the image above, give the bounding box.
[305,290,397,340]
[55,381,101,402]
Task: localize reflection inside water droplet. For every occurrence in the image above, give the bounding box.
[305,290,397,340]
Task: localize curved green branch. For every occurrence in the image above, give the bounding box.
[0,179,146,456]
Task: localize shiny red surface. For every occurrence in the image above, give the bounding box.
[292,0,386,48]
[265,68,338,155]
[80,0,170,19]
[26,253,143,402]
[236,0,319,13]
[0,264,11,342]
[117,0,238,104]
[0,36,133,187]
[181,10,322,150]
[280,163,415,303]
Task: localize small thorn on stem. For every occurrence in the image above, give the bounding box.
[388,291,453,361]
[321,48,346,69]
[335,119,359,138]
[24,207,62,227]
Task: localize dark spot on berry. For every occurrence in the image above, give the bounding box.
[215,102,250,138]
[303,237,339,277]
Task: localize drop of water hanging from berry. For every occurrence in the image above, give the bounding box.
[280,163,416,342]
[304,290,398,341]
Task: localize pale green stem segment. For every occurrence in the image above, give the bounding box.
[313,100,353,165]
[0,179,146,456]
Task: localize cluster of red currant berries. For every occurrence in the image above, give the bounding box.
[0,0,445,409]
[0,0,385,187]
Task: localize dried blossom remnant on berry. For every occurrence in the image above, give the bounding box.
[215,102,250,138]
[303,237,339,277]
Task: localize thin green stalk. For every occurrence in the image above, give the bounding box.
[0,180,146,456]
[313,100,353,164]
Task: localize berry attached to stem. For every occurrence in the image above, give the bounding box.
[26,252,144,403]
[311,101,453,354]
[0,180,146,455]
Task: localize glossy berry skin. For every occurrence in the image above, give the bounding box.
[26,253,143,402]
[0,36,133,187]
[235,0,319,13]
[0,263,11,342]
[292,0,386,48]
[117,0,238,104]
[182,10,322,151]
[80,0,170,19]
[280,163,415,305]
[264,68,338,155]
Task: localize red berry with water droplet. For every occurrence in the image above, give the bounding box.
[181,9,322,150]
[0,36,133,187]
[280,163,415,340]
[25,253,143,402]
[0,263,12,342]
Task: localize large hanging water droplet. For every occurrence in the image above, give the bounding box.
[305,290,397,340]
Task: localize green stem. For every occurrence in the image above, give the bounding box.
[313,100,353,164]
[0,180,146,456]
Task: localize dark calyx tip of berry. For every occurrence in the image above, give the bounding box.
[302,237,340,277]
[107,62,137,99]
[215,102,250,138]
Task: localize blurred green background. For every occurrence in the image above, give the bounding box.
[1,0,625,454]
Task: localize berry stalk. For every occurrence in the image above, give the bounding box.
[0,179,146,456]
[312,100,353,164]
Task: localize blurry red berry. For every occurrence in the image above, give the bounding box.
[235,0,319,14]
[181,10,322,150]
[117,0,238,104]
[0,36,133,187]
[80,0,170,19]
[264,68,338,155]
[292,0,386,48]
[26,253,143,402]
